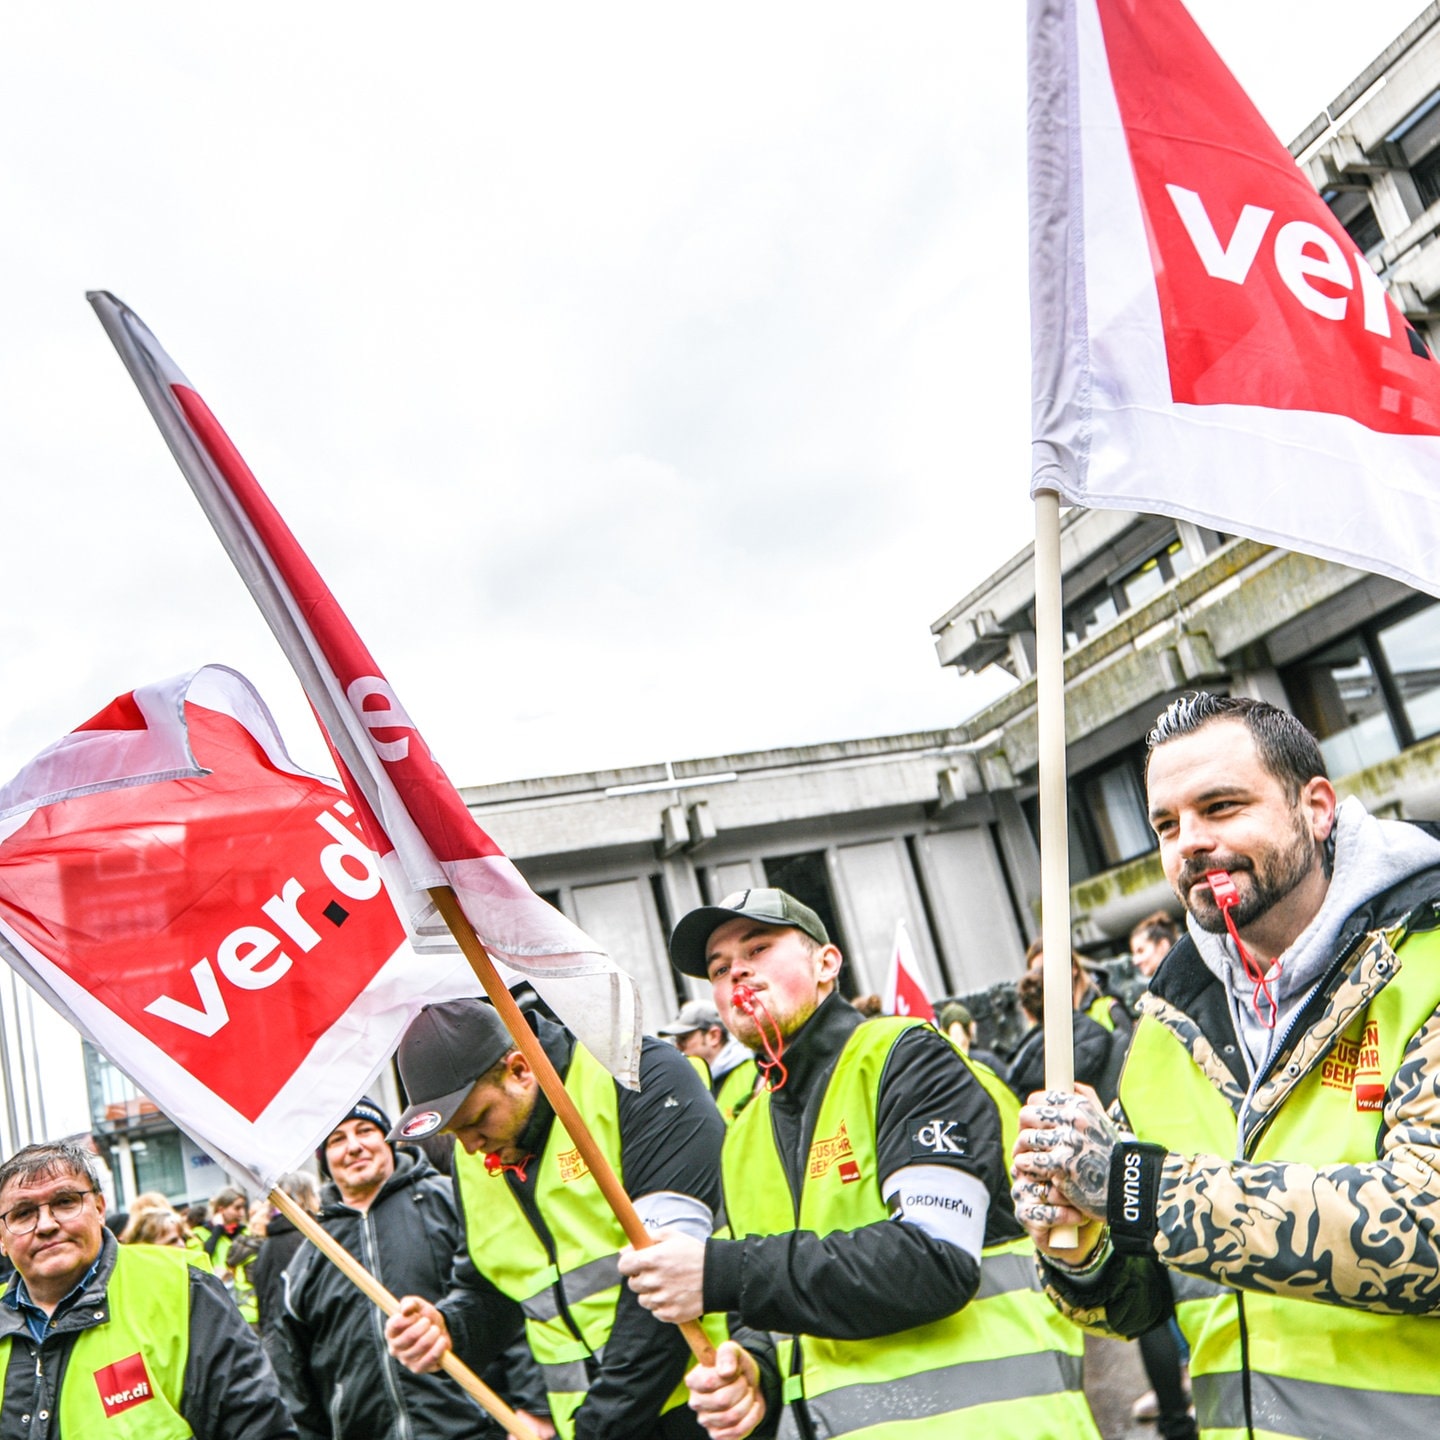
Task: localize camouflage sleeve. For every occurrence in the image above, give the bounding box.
[1150,1005,1440,1316]
[1034,1092,1182,1339]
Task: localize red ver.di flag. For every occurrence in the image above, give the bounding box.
[0,666,479,1189]
[89,291,640,1085]
[1029,0,1440,594]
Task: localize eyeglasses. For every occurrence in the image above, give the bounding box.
[0,1189,98,1235]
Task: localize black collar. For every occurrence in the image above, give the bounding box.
[771,990,862,1104]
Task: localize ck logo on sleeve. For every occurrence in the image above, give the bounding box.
[911,1119,967,1159]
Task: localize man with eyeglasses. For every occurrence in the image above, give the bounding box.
[0,1139,296,1439]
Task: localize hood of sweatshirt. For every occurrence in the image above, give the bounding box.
[1189,796,1440,1074]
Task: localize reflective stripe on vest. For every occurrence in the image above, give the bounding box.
[1193,1368,1440,1440]
[724,1017,1098,1440]
[456,1044,724,1440]
[1120,927,1440,1436]
[0,1245,193,1438]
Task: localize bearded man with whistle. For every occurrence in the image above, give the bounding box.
[1013,692,1440,1438]
[619,888,1098,1440]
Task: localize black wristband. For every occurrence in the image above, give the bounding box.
[1107,1141,1166,1253]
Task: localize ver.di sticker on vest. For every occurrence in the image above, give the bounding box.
[1320,1020,1384,1111]
[808,1121,861,1184]
[95,1353,154,1417]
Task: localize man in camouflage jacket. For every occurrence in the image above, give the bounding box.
[1012,693,1440,1440]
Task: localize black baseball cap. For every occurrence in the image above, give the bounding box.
[669,888,829,978]
[389,999,516,1141]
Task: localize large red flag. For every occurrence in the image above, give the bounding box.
[0,666,479,1189]
[1029,0,1440,594]
[89,293,640,1084]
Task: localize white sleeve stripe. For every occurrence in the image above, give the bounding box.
[881,1164,989,1260]
[632,1190,715,1242]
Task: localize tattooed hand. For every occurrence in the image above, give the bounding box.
[1012,1086,1119,1252]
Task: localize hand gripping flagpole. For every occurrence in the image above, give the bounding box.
[1034,490,1079,1250]
[429,885,719,1366]
[266,1187,541,1440]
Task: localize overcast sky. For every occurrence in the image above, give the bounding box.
[1,1,1432,795]
[4,0,1434,1147]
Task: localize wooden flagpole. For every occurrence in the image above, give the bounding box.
[427,884,718,1365]
[1034,489,1079,1250]
[267,1187,540,1440]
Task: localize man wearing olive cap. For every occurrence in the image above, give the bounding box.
[657,1000,759,1126]
[383,996,757,1440]
[619,888,1098,1440]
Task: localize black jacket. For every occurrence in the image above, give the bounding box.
[1006,1010,1121,1105]
[704,993,1018,1341]
[274,1147,496,1440]
[439,1016,729,1440]
[0,1230,295,1440]
[250,1211,306,1346]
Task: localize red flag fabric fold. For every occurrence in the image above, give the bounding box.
[89,292,641,1084]
[0,666,480,1190]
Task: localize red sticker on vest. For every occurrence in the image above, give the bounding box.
[838,1159,861,1184]
[95,1353,154,1416]
[1320,1020,1383,1110]
[807,1122,854,1180]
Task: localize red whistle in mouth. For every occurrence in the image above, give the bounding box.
[1204,868,1279,1030]
[484,1152,530,1182]
[730,985,789,1089]
[1206,869,1240,908]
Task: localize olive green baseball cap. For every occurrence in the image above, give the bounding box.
[669,888,829,978]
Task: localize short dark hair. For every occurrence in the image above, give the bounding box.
[1146,693,1326,800]
[0,1141,101,1200]
[1017,969,1045,1023]
[1129,912,1181,948]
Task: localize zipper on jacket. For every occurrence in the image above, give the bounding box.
[1236,1291,1254,1439]
[1234,927,1374,1157]
[359,1208,413,1440]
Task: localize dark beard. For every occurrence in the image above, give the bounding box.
[1179,817,1320,933]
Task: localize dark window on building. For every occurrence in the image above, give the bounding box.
[1023,743,1157,883]
[1415,147,1440,211]
[1063,534,1197,650]
[1282,598,1440,775]
[762,851,856,998]
[1325,187,1385,254]
[1343,202,1384,254]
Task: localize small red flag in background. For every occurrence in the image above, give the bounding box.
[881,919,934,1023]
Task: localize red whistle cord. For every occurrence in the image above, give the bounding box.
[1205,869,1278,1030]
[732,984,789,1090]
[484,1152,531,1182]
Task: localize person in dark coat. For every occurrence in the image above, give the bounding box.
[272,1099,511,1439]
[1005,967,1118,1103]
[249,1171,319,1355]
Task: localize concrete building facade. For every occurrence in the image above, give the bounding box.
[461,734,1034,1029]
